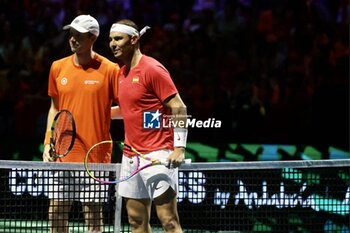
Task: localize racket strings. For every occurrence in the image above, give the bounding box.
[53,113,74,155]
[85,141,163,184]
[121,156,139,180]
[85,141,113,183]
[87,143,112,163]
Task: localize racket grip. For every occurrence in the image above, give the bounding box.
[159,158,192,165]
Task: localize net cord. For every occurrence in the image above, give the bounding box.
[0,159,349,171]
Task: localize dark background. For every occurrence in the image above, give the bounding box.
[0,0,348,161]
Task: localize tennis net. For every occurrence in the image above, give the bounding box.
[0,161,120,233]
[0,159,349,232]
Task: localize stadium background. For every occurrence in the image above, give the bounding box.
[0,0,349,160]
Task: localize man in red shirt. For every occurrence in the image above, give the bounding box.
[110,19,187,233]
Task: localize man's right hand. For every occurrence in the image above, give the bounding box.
[43,144,55,162]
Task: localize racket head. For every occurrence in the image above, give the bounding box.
[50,109,76,159]
[84,141,191,185]
[84,140,125,184]
[84,141,157,184]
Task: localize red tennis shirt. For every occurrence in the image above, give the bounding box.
[117,55,178,156]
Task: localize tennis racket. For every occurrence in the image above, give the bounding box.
[49,109,76,160]
[84,140,191,185]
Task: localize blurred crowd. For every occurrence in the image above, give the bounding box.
[0,0,349,160]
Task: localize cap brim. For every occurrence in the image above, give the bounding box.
[62,24,89,33]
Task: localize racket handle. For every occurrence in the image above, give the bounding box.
[159,158,192,165]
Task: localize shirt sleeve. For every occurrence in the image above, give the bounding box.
[48,61,59,98]
[145,64,178,102]
[110,64,120,103]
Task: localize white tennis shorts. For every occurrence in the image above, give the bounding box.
[48,170,108,202]
[118,149,178,199]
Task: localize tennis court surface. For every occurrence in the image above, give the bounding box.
[0,160,349,232]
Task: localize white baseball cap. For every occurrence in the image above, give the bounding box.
[63,15,99,36]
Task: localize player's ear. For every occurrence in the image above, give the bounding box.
[89,33,98,43]
[130,35,139,45]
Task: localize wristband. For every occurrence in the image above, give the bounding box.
[173,128,188,148]
[44,131,51,146]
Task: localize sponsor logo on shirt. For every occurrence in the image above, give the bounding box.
[84,80,100,85]
[61,77,68,85]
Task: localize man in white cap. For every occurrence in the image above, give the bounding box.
[62,14,100,36]
[42,15,119,233]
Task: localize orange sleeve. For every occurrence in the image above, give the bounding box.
[48,60,61,98]
[111,64,120,103]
